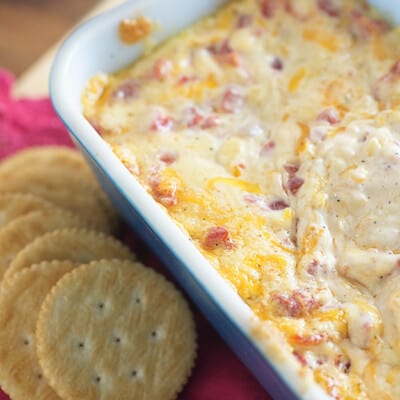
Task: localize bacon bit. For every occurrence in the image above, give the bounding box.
[203,226,236,250]
[271,289,320,317]
[284,164,300,175]
[151,114,174,133]
[350,9,389,40]
[111,80,139,100]
[152,59,173,81]
[287,176,304,195]
[237,14,253,29]
[149,174,178,207]
[201,115,219,129]
[259,0,277,18]
[270,57,284,71]
[158,152,177,165]
[208,40,240,67]
[269,199,288,210]
[317,108,341,125]
[317,0,340,18]
[220,88,244,113]
[260,140,275,156]
[290,333,327,346]
[293,351,308,366]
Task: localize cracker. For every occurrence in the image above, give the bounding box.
[6,229,135,280]
[0,146,94,181]
[0,167,116,233]
[0,193,53,229]
[0,209,94,281]
[0,261,78,400]
[36,260,197,400]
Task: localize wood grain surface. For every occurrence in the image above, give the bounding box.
[0,0,99,76]
[0,0,123,96]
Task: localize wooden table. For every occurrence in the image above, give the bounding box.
[0,0,123,97]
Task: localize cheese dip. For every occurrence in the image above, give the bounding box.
[83,0,400,398]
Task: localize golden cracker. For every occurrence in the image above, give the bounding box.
[0,167,116,233]
[0,193,53,229]
[0,209,94,281]
[0,146,94,181]
[6,228,135,280]
[0,261,78,400]
[36,260,197,400]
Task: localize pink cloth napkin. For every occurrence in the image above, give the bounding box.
[0,69,270,400]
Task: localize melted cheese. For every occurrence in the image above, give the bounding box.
[83,1,400,398]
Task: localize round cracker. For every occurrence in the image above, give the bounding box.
[0,167,116,233]
[36,260,197,400]
[0,193,54,229]
[0,260,78,400]
[0,146,94,181]
[5,229,135,280]
[0,209,95,281]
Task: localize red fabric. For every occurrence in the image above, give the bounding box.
[0,70,270,400]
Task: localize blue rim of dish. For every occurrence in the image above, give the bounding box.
[47,2,327,399]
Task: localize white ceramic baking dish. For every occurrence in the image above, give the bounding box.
[49,1,399,399]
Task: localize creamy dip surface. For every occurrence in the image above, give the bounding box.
[83,1,400,398]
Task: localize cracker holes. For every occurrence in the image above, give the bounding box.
[37,373,43,380]
[131,370,137,378]
[78,342,85,349]
[135,297,141,305]
[98,302,105,309]
[151,330,157,339]
[23,339,30,346]
[94,376,101,384]
[113,336,121,344]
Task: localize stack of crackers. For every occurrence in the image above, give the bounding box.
[0,146,196,400]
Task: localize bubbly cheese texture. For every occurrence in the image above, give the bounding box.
[83,1,400,398]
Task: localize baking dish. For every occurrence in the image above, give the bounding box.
[49,1,400,399]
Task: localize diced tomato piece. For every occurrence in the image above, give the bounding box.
[284,163,300,175]
[307,259,320,275]
[111,80,139,100]
[208,40,240,67]
[177,75,196,85]
[185,107,204,128]
[287,175,304,195]
[269,199,288,210]
[373,60,400,102]
[158,152,177,165]
[270,57,284,71]
[201,115,220,129]
[220,88,244,113]
[317,0,340,18]
[259,0,277,18]
[272,289,320,317]
[350,9,389,40]
[151,114,174,132]
[293,351,308,366]
[203,226,236,250]
[260,140,276,156]
[317,108,341,125]
[152,59,173,80]
[149,174,178,207]
[237,14,253,29]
